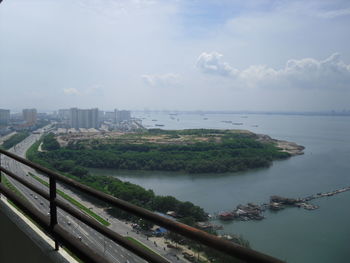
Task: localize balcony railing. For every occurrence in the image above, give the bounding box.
[0,148,284,263]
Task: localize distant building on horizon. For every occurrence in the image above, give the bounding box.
[98,110,105,121]
[104,111,115,122]
[69,108,99,129]
[0,109,10,125]
[115,109,131,123]
[58,109,70,120]
[22,108,37,125]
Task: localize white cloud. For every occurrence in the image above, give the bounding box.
[197,52,350,90]
[63,88,80,95]
[85,84,103,95]
[2,0,350,111]
[317,8,350,19]
[280,53,350,88]
[196,52,238,77]
[141,73,181,88]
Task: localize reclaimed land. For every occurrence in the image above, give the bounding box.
[44,129,304,174]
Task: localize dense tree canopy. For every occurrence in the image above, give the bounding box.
[27,139,208,223]
[42,133,60,151]
[36,129,290,174]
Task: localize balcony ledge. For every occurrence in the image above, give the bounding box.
[0,196,78,263]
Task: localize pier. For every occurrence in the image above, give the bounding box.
[216,186,350,222]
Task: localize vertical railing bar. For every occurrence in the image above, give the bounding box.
[0,153,2,198]
[49,174,59,250]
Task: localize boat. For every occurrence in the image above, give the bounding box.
[218,212,235,220]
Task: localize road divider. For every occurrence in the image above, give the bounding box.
[28,173,110,226]
[125,236,164,259]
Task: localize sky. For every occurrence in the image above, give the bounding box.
[0,0,350,112]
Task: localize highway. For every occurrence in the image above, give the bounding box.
[1,131,147,263]
[1,129,189,263]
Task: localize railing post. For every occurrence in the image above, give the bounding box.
[0,153,2,197]
[49,175,59,251]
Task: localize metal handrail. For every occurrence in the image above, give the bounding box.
[0,184,110,263]
[0,148,284,263]
[0,165,169,263]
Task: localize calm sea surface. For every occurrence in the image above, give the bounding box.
[91,113,350,263]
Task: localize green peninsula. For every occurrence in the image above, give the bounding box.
[35,129,304,174]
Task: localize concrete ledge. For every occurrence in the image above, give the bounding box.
[0,196,78,263]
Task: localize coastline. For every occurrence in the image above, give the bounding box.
[255,133,305,156]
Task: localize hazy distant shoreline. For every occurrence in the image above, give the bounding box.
[133,110,350,117]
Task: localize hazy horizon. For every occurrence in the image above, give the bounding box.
[5,108,350,115]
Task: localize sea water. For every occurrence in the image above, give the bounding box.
[92,113,350,262]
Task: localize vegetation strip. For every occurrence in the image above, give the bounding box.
[124,236,161,257]
[1,174,43,228]
[28,173,110,226]
[1,175,28,208]
[1,131,30,150]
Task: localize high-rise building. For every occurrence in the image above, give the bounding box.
[115,109,131,123]
[22,108,37,125]
[69,108,78,128]
[104,111,115,121]
[69,108,99,129]
[0,109,10,125]
[98,110,105,121]
[58,109,70,120]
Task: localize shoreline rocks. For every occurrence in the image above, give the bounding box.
[216,186,350,222]
[256,134,305,155]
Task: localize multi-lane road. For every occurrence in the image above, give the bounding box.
[1,130,151,263]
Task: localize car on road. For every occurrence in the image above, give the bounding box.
[67,221,71,225]
[34,196,38,199]
[78,236,82,241]
[40,202,43,205]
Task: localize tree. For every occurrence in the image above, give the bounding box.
[42,133,60,151]
[71,166,88,177]
[139,219,154,230]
